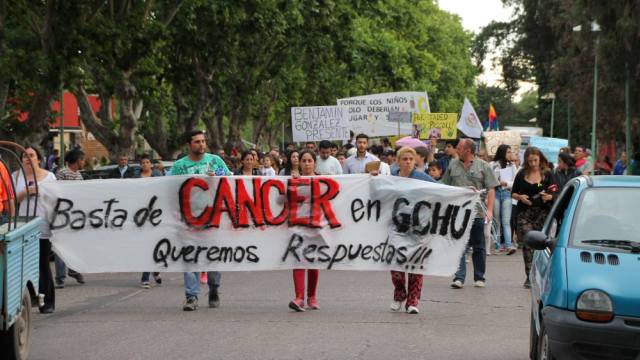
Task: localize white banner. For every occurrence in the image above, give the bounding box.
[39,175,478,276]
[337,91,430,136]
[291,106,350,142]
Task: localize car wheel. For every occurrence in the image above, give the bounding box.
[0,290,32,360]
[529,312,539,360]
[537,320,553,360]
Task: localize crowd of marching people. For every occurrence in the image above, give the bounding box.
[4,129,640,316]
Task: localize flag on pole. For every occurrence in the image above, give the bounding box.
[487,104,498,131]
[457,98,483,138]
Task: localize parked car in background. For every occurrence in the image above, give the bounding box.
[526,176,640,360]
[81,160,173,179]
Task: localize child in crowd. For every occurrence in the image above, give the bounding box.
[427,161,443,181]
[261,154,277,176]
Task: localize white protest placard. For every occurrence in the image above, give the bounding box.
[337,91,429,136]
[39,175,478,276]
[483,130,522,156]
[291,106,350,142]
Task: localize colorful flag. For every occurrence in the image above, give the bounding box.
[486,104,499,131]
[457,98,483,138]
[488,104,497,121]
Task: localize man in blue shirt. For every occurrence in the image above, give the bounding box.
[172,130,231,311]
[613,151,627,175]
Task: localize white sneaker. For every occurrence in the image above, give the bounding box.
[450,280,464,289]
[474,280,486,288]
[406,306,419,314]
[390,301,404,312]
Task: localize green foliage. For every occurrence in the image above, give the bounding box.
[474,84,537,128]
[2,0,478,156]
[475,0,640,149]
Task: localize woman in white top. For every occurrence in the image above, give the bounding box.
[12,146,57,313]
[489,144,518,255]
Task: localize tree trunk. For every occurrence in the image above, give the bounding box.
[0,30,7,115]
[22,88,54,148]
[203,107,224,151]
[252,111,268,146]
[142,115,171,159]
[113,81,141,158]
[0,81,8,119]
[226,102,245,153]
[74,81,141,161]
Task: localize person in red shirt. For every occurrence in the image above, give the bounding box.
[0,161,15,220]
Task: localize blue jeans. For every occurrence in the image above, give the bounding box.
[54,254,66,282]
[141,272,160,282]
[454,218,486,283]
[54,253,80,282]
[184,272,221,299]
[493,188,513,248]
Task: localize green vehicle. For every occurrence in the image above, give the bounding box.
[0,142,44,360]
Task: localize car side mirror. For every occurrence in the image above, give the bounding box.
[524,231,551,251]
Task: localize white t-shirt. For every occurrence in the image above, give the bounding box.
[262,167,276,176]
[13,171,56,238]
[378,161,391,176]
[315,156,343,175]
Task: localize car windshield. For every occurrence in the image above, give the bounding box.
[572,187,640,252]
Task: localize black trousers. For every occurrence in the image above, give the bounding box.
[40,238,55,310]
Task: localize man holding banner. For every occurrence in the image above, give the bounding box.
[441,139,498,289]
[171,130,232,311]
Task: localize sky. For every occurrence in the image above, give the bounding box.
[438,0,535,96]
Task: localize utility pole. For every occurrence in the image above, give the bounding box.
[59,89,65,166]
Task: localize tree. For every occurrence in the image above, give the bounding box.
[1,1,84,147]
[70,1,184,160]
[2,0,480,158]
[475,0,640,150]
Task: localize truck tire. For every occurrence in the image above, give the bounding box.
[0,290,32,360]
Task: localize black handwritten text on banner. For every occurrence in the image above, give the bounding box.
[291,106,350,142]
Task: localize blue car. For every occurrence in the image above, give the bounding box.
[525,176,640,360]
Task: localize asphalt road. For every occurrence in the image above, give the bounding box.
[30,253,531,360]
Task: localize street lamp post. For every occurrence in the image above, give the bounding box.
[551,96,555,138]
[59,89,65,166]
[591,48,598,157]
[625,67,631,162]
[567,105,571,146]
[573,22,600,156]
[541,92,556,137]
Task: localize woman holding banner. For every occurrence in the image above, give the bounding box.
[288,150,321,312]
[12,145,57,313]
[137,154,163,289]
[389,147,435,314]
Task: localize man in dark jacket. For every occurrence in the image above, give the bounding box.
[553,152,581,195]
[110,154,136,178]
